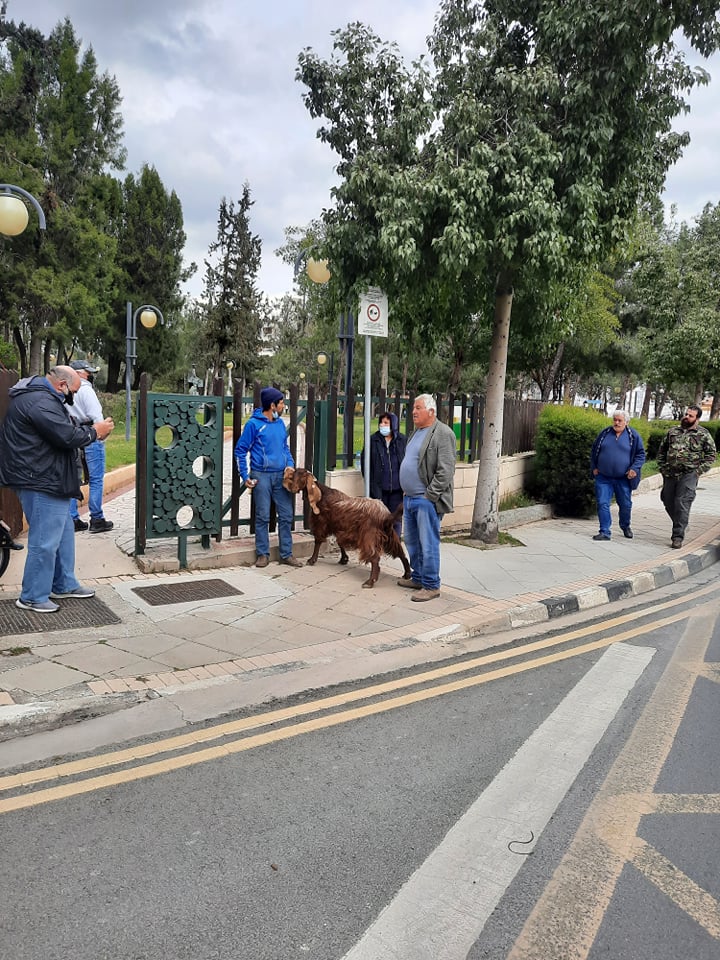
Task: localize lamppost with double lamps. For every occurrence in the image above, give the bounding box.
[125,301,164,440]
[0,184,47,236]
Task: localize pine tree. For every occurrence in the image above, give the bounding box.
[201,185,262,380]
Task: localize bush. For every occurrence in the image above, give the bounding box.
[533,406,651,517]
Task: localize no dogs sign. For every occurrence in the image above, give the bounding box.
[358,287,388,337]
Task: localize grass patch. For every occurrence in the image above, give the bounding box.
[499,490,537,511]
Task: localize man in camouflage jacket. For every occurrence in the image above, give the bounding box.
[657,404,716,548]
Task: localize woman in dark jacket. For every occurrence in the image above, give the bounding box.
[361,411,407,536]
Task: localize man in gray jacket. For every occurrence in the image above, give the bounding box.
[398,394,456,601]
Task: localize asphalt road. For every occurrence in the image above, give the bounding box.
[1,573,719,960]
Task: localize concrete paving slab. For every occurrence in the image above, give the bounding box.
[0,660,93,694]
[149,640,238,670]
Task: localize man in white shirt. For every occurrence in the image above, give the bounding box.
[69,360,114,534]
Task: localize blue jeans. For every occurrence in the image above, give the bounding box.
[252,470,294,559]
[70,441,106,520]
[594,474,633,536]
[403,495,441,589]
[16,490,81,603]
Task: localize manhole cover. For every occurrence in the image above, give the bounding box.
[0,598,121,638]
[131,579,243,607]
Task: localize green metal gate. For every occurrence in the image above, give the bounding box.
[135,389,225,567]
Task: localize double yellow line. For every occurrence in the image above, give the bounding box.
[1,583,715,815]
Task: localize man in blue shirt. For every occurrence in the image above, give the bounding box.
[234,387,302,568]
[590,410,645,541]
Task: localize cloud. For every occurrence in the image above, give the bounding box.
[10,0,720,300]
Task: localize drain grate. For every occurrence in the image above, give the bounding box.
[0,597,121,638]
[131,579,243,607]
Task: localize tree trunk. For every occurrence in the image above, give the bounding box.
[694,381,703,404]
[640,384,652,419]
[28,331,43,376]
[470,273,513,543]
[13,326,27,378]
[710,384,720,420]
[106,353,122,394]
[540,342,564,401]
[380,352,389,392]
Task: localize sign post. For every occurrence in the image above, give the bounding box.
[358,288,389,496]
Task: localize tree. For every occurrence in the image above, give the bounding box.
[298,1,720,540]
[106,164,192,392]
[200,185,263,381]
[0,16,126,374]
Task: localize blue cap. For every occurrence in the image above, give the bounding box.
[260,387,284,410]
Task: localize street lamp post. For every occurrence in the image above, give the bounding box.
[125,301,164,441]
[0,184,47,236]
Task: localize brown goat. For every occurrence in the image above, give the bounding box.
[283,467,412,588]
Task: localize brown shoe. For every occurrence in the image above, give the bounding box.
[397,578,421,589]
[411,588,441,602]
[256,555,269,568]
[280,556,303,568]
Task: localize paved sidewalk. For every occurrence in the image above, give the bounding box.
[1,468,720,739]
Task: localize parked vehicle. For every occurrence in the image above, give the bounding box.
[0,517,23,579]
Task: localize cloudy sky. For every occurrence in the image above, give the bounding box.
[10,1,720,300]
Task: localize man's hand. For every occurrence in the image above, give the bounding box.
[245,478,258,489]
[94,417,114,441]
[626,469,637,479]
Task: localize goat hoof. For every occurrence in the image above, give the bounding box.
[306,558,317,566]
[339,558,349,566]
[362,580,374,588]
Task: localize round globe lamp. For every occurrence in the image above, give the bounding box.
[139,309,158,330]
[0,194,30,236]
[306,258,331,284]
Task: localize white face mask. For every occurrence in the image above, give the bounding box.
[379,425,391,436]
[272,409,279,420]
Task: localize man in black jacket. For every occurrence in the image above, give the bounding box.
[0,365,115,613]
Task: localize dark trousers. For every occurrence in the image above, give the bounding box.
[381,489,404,537]
[660,472,698,540]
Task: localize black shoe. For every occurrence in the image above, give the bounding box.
[89,518,114,534]
[622,527,633,539]
[73,518,89,532]
[593,533,611,541]
[671,538,683,549]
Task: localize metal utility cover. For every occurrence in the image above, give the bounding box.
[0,598,121,638]
[131,579,243,606]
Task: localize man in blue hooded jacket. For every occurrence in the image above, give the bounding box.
[234,387,302,568]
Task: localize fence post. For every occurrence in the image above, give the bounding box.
[134,372,149,556]
[327,385,338,471]
[230,379,244,536]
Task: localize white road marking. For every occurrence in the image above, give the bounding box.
[341,642,655,960]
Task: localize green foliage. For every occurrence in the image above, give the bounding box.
[533,405,608,516]
[199,185,262,379]
[0,338,18,369]
[645,422,674,459]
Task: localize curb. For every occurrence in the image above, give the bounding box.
[477,539,720,633]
